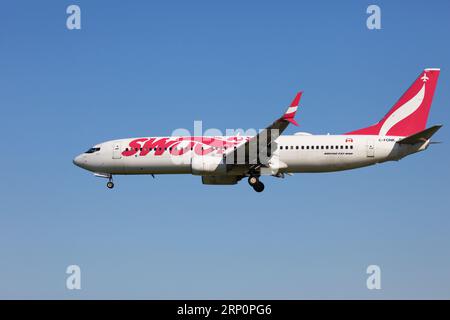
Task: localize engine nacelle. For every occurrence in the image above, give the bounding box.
[191,155,227,176]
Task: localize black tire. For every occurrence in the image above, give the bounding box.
[248,176,258,186]
[253,182,264,192]
[107,181,114,189]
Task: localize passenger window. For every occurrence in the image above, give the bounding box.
[350,145,353,149]
[326,146,329,149]
[301,146,304,150]
[296,146,299,150]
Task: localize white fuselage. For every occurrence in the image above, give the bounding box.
[73,134,427,176]
[72,68,440,191]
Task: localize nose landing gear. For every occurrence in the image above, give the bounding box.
[93,173,115,189]
[248,176,265,193]
[106,176,114,189]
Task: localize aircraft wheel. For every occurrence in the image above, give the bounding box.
[248,176,259,186]
[107,181,114,189]
[253,182,264,193]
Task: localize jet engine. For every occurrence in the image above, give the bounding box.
[191,155,227,176]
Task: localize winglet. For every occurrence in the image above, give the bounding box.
[282,91,302,126]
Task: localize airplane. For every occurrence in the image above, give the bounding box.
[73,68,442,192]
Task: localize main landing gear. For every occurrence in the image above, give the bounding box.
[248,176,264,193]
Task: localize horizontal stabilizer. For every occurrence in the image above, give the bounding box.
[397,125,442,145]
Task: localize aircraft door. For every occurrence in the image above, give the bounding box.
[367,140,375,157]
[112,142,122,159]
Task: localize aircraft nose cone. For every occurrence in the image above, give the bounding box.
[73,155,85,168]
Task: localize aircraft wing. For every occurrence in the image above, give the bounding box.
[224,92,302,173]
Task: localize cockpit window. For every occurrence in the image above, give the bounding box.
[85,147,101,154]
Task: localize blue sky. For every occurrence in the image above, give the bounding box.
[0,0,449,299]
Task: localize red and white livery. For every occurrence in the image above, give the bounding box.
[74,69,442,192]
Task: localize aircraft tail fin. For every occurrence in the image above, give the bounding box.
[346,68,440,137]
